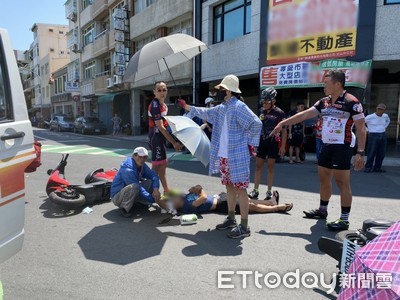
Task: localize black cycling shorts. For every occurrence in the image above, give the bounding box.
[215,197,241,214]
[318,144,353,170]
[149,133,167,165]
[256,138,279,160]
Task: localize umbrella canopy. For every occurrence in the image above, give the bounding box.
[164,116,210,167]
[338,221,400,300]
[123,34,208,83]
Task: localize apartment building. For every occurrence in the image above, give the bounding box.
[27,23,69,120]
[64,0,132,132]
[201,0,400,144]
[200,0,258,111]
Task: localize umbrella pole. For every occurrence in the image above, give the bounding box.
[163,58,178,90]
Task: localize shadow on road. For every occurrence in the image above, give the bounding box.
[164,230,243,257]
[78,205,170,265]
[39,198,83,218]
[255,219,337,255]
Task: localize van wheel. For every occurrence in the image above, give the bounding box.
[49,190,86,209]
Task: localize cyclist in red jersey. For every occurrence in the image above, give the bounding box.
[271,70,367,231]
[148,81,182,193]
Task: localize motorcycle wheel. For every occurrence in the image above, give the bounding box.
[335,230,367,246]
[49,190,86,209]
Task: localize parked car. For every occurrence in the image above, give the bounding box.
[0,28,35,264]
[74,116,107,135]
[49,115,75,132]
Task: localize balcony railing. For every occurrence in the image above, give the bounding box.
[80,3,93,28]
[81,79,94,97]
[81,42,94,63]
[93,30,109,57]
[94,73,110,93]
[93,0,108,20]
[67,30,78,48]
[65,0,77,21]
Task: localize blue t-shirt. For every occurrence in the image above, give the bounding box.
[181,193,214,214]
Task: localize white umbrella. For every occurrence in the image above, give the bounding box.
[163,116,210,167]
[123,34,208,83]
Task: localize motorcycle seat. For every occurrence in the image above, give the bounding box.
[362,218,395,232]
[365,226,389,241]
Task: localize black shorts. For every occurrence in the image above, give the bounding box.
[215,197,241,214]
[318,144,353,170]
[257,138,279,160]
[149,133,167,165]
[289,133,303,147]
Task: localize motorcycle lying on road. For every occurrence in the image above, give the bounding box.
[46,154,117,209]
[318,218,395,272]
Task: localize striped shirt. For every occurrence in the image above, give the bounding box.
[188,97,262,183]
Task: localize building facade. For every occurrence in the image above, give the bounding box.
[200,0,259,111]
[28,23,69,120]
[50,0,400,143]
[63,0,132,132]
[200,0,400,144]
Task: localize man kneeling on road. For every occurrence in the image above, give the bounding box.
[110,147,162,217]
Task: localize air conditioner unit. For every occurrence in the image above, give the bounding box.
[106,78,113,88]
[113,75,122,85]
[71,44,82,53]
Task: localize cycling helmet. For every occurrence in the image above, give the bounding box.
[260,87,277,104]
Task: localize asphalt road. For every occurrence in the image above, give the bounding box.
[0,129,399,300]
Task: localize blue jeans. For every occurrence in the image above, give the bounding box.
[316,138,323,160]
[365,133,387,170]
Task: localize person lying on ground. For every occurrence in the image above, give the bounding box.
[163,185,293,215]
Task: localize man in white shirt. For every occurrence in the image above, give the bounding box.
[364,103,391,173]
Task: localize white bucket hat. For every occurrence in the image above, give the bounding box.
[215,74,241,93]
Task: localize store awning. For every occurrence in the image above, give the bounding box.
[98,93,119,104]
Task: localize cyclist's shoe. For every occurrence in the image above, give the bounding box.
[227,224,251,239]
[216,217,237,230]
[248,189,259,199]
[327,219,349,231]
[303,208,328,219]
[264,191,273,200]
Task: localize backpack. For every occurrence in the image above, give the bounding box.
[25,140,42,173]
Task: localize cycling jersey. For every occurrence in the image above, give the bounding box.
[259,106,285,139]
[148,98,169,165]
[313,91,364,145]
[148,98,169,138]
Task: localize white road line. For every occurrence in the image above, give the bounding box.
[91,148,126,155]
[53,140,90,143]
[88,136,120,142]
[41,145,77,151]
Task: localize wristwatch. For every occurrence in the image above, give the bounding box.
[357,150,365,156]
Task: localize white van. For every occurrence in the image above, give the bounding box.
[0,28,34,264]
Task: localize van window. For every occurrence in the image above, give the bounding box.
[0,41,13,122]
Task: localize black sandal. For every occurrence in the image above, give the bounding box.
[273,190,280,205]
[284,203,293,212]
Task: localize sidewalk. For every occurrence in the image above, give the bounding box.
[114,133,400,167]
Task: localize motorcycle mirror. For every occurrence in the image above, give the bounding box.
[47,169,53,175]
